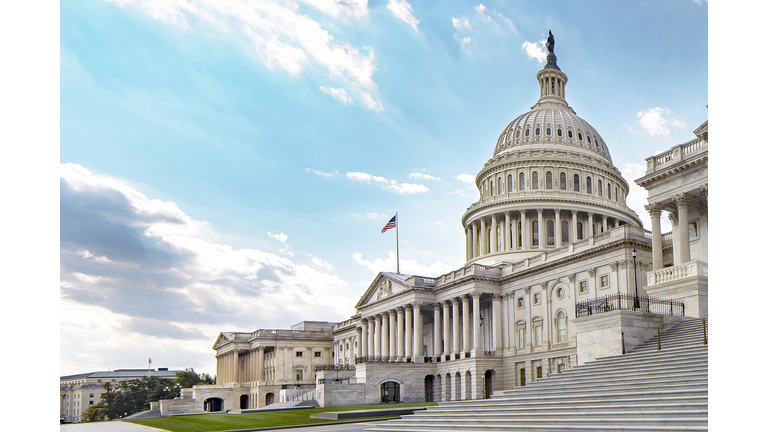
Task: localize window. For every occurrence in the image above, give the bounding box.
[586,176,592,194]
[607,183,611,200]
[314,351,321,357]
[556,312,567,343]
[97,379,102,383]
[498,177,502,194]
[525,128,530,137]
[516,129,521,138]
[534,323,542,346]
[568,130,573,139]
[296,369,304,381]
[689,221,699,239]
[557,128,562,137]
[579,280,588,293]
[532,220,539,246]
[532,171,538,189]
[546,220,555,246]
[533,293,541,304]
[577,222,583,240]
[573,174,580,191]
[557,363,565,373]
[517,298,524,309]
[546,127,551,135]
[535,127,541,135]
[559,172,566,190]
[519,172,525,191]
[615,187,618,201]
[296,351,303,357]
[578,132,583,141]
[600,275,609,288]
[587,136,592,144]
[517,327,525,348]
[89,394,94,398]
[517,220,522,247]
[561,220,569,243]
[89,401,94,405]
[508,174,514,192]
[489,180,493,196]
[536,366,543,379]
[556,287,565,299]
[546,171,552,189]
[598,180,603,197]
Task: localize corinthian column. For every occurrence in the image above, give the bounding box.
[554,209,561,248]
[471,222,478,258]
[356,326,363,357]
[504,211,511,250]
[442,301,451,360]
[374,314,382,357]
[461,295,470,356]
[537,209,544,248]
[396,307,405,358]
[389,310,397,359]
[413,302,423,357]
[492,294,502,352]
[381,312,389,357]
[588,212,594,237]
[466,227,472,261]
[673,193,691,263]
[472,292,481,352]
[647,203,663,270]
[367,317,375,357]
[433,303,442,358]
[452,298,461,358]
[520,210,528,249]
[490,215,498,253]
[404,305,413,358]
[480,218,487,255]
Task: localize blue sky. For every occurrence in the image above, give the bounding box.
[57,0,708,376]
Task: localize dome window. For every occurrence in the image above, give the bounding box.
[516,130,521,138]
[525,129,530,137]
[587,136,592,144]
[557,129,562,137]
[596,140,600,149]
[568,130,573,139]
[578,133,583,141]
[546,127,551,135]
[532,171,539,190]
[535,128,541,135]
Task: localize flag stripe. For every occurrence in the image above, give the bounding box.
[381,215,397,233]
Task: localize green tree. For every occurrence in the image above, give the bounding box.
[175,368,216,387]
[83,377,178,421]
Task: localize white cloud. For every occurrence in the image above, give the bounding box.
[308,254,334,271]
[305,168,335,177]
[454,35,472,52]
[345,171,429,195]
[352,252,454,277]
[620,162,669,233]
[267,231,288,243]
[366,213,388,219]
[300,0,368,18]
[104,0,378,88]
[346,171,389,183]
[319,86,353,104]
[495,11,517,33]
[635,107,687,137]
[360,91,384,112]
[455,173,476,184]
[409,172,440,181]
[624,123,639,135]
[521,39,547,63]
[386,0,420,32]
[452,17,471,30]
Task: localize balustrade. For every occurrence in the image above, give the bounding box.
[647,260,708,286]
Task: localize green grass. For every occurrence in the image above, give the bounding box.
[127,402,437,432]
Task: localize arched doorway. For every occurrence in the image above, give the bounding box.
[424,375,434,402]
[240,394,248,409]
[204,398,223,412]
[380,381,400,403]
[265,392,274,406]
[484,370,493,399]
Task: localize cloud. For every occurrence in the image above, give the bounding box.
[319,86,353,104]
[624,123,639,135]
[366,213,388,219]
[494,11,517,33]
[472,4,516,33]
[60,163,358,375]
[345,171,429,195]
[522,39,547,63]
[454,35,472,53]
[452,17,471,30]
[307,254,334,271]
[475,4,491,21]
[620,162,669,233]
[267,231,288,243]
[360,91,384,112]
[635,107,687,137]
[455,173,476,184]
[104,0,378,88]
[386,0,420,32]
[305,168,335,177]
[352,252,455,277]
[408,172,440,181]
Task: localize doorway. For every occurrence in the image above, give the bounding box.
[424,375,434,402]
[380,381,400,403]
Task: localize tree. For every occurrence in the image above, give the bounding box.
[176,368,215,387]
[83,377,178,421]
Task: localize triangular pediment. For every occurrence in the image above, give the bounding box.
[355,272,413,309]
[212,333,232,350]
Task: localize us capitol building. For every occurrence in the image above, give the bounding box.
[166,35,708,415]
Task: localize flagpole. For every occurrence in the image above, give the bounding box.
[396,212,400,275]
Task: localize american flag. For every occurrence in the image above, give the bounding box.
[381,215,397,233]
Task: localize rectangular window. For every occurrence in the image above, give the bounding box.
[295,369,303,381]
[89,393,94,398]
[536,366,543,379]
[534,324,542,346]
[579,280,588,293]
[517,298,524,309]
[295,351,303,357]
[533,293,541,304]
[314,351,321,357]
[600,275,609,288]
[517,328,525,348]
[689,221,699,239]
[557,364,565,373]
[89,401,94,405]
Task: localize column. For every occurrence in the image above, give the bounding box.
[648,203,663,270]
[492,294,502,352]
[396,307,405,358]
[504,211,511,250]
[541,283,550,349]
[472,292,481,352]
[554,209,561,248]
[413,302,423,357]
[368,316,375,356]
[490,214,498,253]
[404,305,413,358]
[389,310,397,359]
[571,211,578,242]
[452,298,461,358]
[466,227,472,261]
[524,288,532,352]
[381,312,389,357]
[442,301,452,360]
[674,193,691,263]
[373,315,381,357]
[433,303,442,358]
[520,210,528,249]
[511,213,518,250]
[462,294,470,356]
[356,326,363,358]
[257,347,264,381]
[471,222,478,258]
[537,209,544,249]
[360,319,369,357]
[588,212,594,237]
[602,215,607,233]
[480,218,487,255]
[233,350,239,383]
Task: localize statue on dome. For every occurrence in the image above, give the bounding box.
[545,30,555,54]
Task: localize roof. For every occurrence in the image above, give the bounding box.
[60,369,181,381]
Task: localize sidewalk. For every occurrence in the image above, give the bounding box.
[60,421,168,432]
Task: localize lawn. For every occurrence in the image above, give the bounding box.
[127,402,437,432]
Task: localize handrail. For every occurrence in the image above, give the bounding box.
[575,293,685,318]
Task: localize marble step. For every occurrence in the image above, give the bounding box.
[403,409,708,420]
[501,373,708,390]
[442,392,708,408]
[489,384,707,399]
[588,346,707,363]
[368,419,708,432]
[419,402,708,415]
[531,362,707,380]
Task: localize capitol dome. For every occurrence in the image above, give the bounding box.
[461,36,642,265]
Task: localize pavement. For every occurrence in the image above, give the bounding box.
[59,420,389,432]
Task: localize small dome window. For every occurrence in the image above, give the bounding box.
[578,133,583,141]
[546,127,552,135]
[596,141,600,149]
[587,136,592,144]
[535,127,541,135]
[525,129,530,137]
[516,130,521,138]
[568,130,573,139]
[557,129,562,137]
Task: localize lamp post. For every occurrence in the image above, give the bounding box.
[632,249,640,309]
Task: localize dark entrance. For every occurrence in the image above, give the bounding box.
[484,370,493,399]
[265,392,275,406]
[380,381,400,403]
[240,394,249,409]
[424,375,434,402]
[519,368,526,387]
[204,397,223,412]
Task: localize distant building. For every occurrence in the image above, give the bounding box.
[60,368,180,423]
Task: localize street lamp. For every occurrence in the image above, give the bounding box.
[632,249,640,309]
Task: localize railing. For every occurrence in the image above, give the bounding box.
[647,260,707,286]
[314,364,355,372]
[645,138,707,174]
[575,294,685,318]
[483,351,496,357]
[355,356,412,364]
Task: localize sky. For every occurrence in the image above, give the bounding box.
[56,0,709,377]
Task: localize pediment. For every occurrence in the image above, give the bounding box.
[212,333,232,350]
[355,273,412,309]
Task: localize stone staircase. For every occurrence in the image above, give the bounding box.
[367,317,708,432]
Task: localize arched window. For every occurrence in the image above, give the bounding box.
[586,176,592,194]
[568,130,573,139]
[532,171,539,190]
[498,177,502,195]
[561,220,569,243]
[556,311,567,343]
[490,180,494,196]
[517,220,522,248]
[519,172,525,191]
[546,171,553,189]
[578,132,583,141]
[573,174,580,192]
[525,128,530,137]
[508,174,514,192]
[535,127,541,135]
[559,172,566,190]
[577,221,583,240]
[607,183,611,200]
[546,127,551,135]
[587,136,592,144]
[597,179,603,197]
[496,225,502,251]
[557,128,562,137]
[546,219,555,246]
[380,381,401,403]
[532,220,539,247]
[516,129,521,138]
[615,187,618,201]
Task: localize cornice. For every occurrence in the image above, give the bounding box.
[477,155,629,190]
[635,154,708,188]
